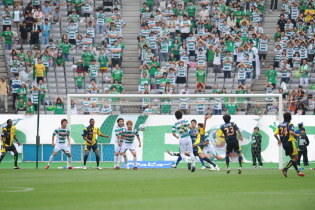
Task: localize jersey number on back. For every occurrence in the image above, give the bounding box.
[279,127,288,137]
[224,126,235,136]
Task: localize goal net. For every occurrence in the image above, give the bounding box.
[67,93,285,169]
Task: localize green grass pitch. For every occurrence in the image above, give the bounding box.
[0,162,314,210]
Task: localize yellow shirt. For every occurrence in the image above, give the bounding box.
[35,64,46,77]
[274,122,295,142]
[82,126,102,145]
[1,126,16,146]
[199,127,205,135]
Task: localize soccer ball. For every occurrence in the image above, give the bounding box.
[139,124,146,131]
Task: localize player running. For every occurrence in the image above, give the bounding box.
[220,114,244,174]
[0,119,20,169]
[82,118,109,170]
[45,119,72,169]
[118,120,141,170]
[172,110,196,172]
[274,112,305,177]
[114,118,128,170]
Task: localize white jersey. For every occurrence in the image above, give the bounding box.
[53,127,70,144]
[114,125,125,143]
[172,119,191,139]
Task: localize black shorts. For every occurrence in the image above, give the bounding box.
[1,144,17,153]
[176,77,187,84]
[85,144,98,151]
[226,140,241,155]
[193,145,203,156]
[84,66,89,72]
[282,141,298,156]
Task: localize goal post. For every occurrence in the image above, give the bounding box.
[67,93,284,169]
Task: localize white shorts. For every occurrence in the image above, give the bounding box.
[54,144,70,153]
[121,142,136,153]
[179,136,193,153]
[203,143,217,156]
[114,142,122,153]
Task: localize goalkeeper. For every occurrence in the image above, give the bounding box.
[251,127,263,168]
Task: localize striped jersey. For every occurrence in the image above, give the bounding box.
[115,125,125,142]
[172,119,191,138]
[89,64,99,77]
[2,12,12,25]
[96,13,106,25]
[53,127,70,144]
[67,25,77,39]
[121,128,139,144]
[11,79,21,93]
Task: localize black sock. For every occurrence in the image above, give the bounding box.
[291,160,300,173]
[225,156,230,168]
[238,156,243,167]
[285,160,293,170]
[14,153,18,167]
[203,157,216,167]
[173,152,180,156]
[83,154,89,165]
[175,156,182,166]
[96,154,100,167]
[0,154,5,163]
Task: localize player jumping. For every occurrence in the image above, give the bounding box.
[118,120,141,170]
[169,119,206,169]
[114,118,128,170]
[172,110,196,172]
[82,118,109,170]
[220,114,244,174]
[45,119,72,169]
[0,119,20,169]
[274,112,305,177]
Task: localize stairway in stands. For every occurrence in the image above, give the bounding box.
[0,43,14,113]
[121,0,141,94]
[252,1,281,93]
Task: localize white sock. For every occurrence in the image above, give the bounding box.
[48,155,54,165]
[180,153,188,164]
[117,155,122,167]
[67,156,72,167]
[114,155,118,167]
[123,155,128,164]
[190,153,196,166]
[133,156,137,167]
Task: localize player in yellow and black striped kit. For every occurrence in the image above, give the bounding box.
[82,118,109,170]
[0,119,20,169]
[274,112,305,177]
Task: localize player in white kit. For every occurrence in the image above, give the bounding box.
[114,118,128,170]
[172,110,196,172]
[203,133,222,164]
[45,119,72,169]
[118,120,142,170]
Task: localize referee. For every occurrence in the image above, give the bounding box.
[0,119,21,169]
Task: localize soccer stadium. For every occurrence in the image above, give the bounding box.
[0,0,314,209]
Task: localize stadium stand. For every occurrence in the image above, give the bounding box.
[0,0,313,115]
